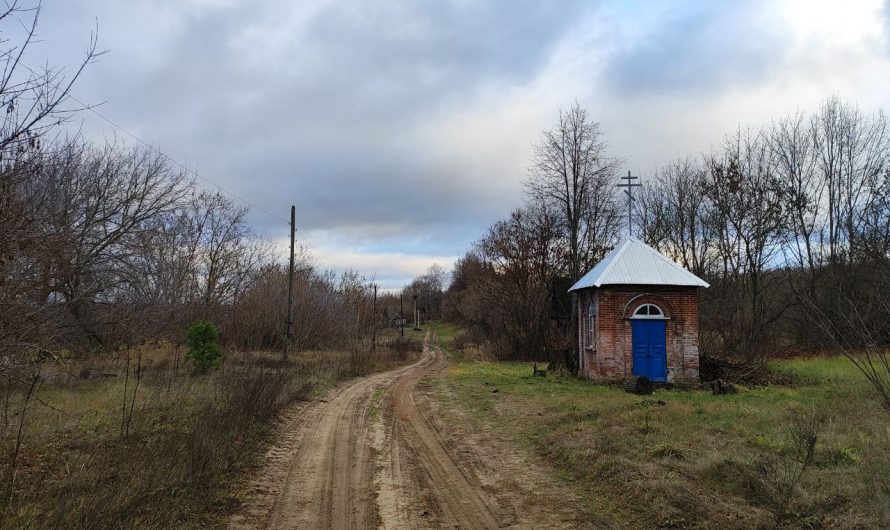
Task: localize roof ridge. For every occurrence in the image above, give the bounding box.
[592,239,630,287]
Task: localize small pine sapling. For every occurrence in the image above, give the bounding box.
[186,320,223,373]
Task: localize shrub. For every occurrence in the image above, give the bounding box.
[389,337,422,361]
[744,409,820,528]
[186,320,223,372]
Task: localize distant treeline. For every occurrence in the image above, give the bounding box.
[639,96,890,362]
[1,135,392,356]
[438,98,890,366]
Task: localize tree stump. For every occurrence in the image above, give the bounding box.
[709,379,737,395]
[624,376,654,395]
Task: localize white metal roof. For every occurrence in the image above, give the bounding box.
[569,237,710,291]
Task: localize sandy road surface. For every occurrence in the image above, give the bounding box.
[231,336,582,529]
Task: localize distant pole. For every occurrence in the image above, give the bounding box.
[617,171,641,237]
[371,284,377,353]
[399,291,404,337]
[284,205,295,360]
[413,294,418,330]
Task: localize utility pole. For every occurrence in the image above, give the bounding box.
[284,205,295,360]
[617,171,641,237]
[371,283,377,353]
[399,291,404,337]
[413,294,419,330]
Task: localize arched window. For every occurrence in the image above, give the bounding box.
[586,302,596,349]
[632,303,664,319]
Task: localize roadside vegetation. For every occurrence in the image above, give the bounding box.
[2,337,420,529]
[435,352,889,529]
[0,4,422,527]
[1,0,888,526]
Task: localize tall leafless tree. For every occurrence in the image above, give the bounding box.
[704,128,788,361]
[638,156,715,277]
[526,102,621,280]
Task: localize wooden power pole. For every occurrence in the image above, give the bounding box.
[413,294,419,330]
[284,205,295,360]
[399,291,404,337]
[371,284,377,353]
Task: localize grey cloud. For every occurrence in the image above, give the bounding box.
[602,1,788,96]
[302,2,589,94]
[30,0,890,286]
[43,0,584,245]
[222,143,520,242]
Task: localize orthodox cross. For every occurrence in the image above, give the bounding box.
[617,170,641,237]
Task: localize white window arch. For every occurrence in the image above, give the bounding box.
[632,303,665,319]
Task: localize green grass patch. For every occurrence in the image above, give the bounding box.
[436,356,890,528]
[402,320,463,354]
[369,386,385,421]
[768,355,864,385]
[426,320,463,353]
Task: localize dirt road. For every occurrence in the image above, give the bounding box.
[231,336,581,529]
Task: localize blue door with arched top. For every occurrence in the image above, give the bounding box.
[631,320,667,381]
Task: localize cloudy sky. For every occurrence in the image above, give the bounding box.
[28,0,890,287]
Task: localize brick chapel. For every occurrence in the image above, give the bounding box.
[569,237,709,382]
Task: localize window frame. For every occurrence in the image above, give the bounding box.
[585,301,597,350]
[631,303,667,320]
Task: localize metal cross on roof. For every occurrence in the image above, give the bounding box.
[617,170,641,237]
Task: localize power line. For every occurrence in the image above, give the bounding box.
[21,62,291,225]
[79,96,290,224]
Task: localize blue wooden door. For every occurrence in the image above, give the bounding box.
[631,320,667,381]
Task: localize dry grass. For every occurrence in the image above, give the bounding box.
[0,341,419,529]
[437,355,890,529]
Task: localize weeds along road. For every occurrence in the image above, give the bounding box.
[231,334,576,529]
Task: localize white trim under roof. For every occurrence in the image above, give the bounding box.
[569,237,710,291]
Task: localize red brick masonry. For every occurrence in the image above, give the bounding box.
[577,285,700,381]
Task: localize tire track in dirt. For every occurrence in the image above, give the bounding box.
[232,333,580,529]
[262,360,423,529]
[377,344,501,529]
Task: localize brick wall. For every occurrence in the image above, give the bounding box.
[576,285,701,382]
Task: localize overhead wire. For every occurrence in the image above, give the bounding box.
[20,61,292,225]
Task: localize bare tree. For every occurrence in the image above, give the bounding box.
[0,2,102,153]
[770,112,823,284]
[36,140,190,343]
[468,203,565,360]
[405,264,450,321]
[860,166,890,257]
[0,2,101,355]
[704,128,787,361]
[638,156,715,277]
[527,102,621,280]
[811,96,889,264]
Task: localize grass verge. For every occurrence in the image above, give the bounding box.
[402,320,463,354]
[435,355,890,528]
[0,344,420,529]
